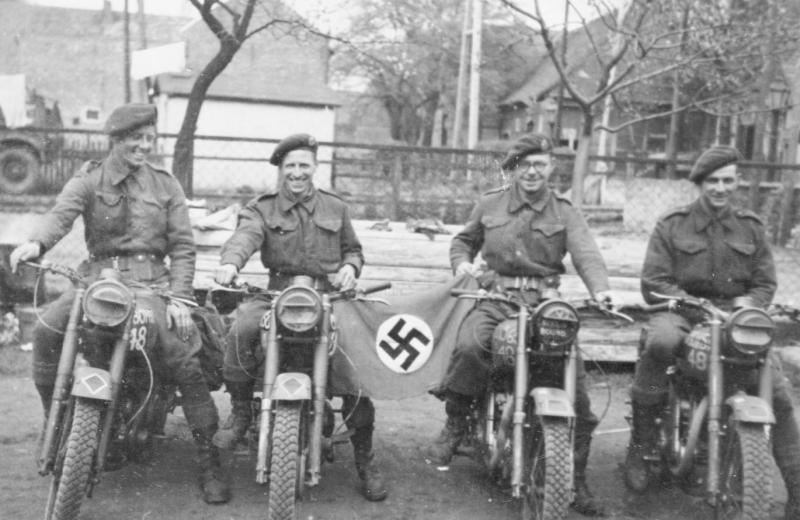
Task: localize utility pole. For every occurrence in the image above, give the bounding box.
[123,0,131,103]
[552,0,569,144]
[137,0,151,103]
[467,0,482,149]
[451,0,471,148]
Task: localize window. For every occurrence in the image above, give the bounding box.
[84,108,101,121]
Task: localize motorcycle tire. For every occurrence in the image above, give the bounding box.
[521,417,573,520]
[267,401,304,520]
[45,398,101,520]
[717,419,772,520]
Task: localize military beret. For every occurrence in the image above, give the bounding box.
[104,103,157,137]
[269,133,318,166]
[688,145,741,184]
[501,132,553,170]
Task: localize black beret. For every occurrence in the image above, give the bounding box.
[104,103,157,137]
[269,133,318,166]
[501,132,553,170]
[688,145,741,184]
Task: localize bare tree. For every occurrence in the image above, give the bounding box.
[175,0,311,194]
[502,0,799,204]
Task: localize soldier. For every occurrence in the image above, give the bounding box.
[428,132,618,517]
[9,103,230,504]
[624,145,800,518]
[213,133,388,502]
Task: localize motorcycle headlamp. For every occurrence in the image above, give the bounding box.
[274,285,323,333]
[534,299,579,349]
[725,307,774,356]
[82,276,134,327]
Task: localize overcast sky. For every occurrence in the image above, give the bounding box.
[25,0,622,30]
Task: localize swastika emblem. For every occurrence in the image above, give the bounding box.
[375,314,434,374]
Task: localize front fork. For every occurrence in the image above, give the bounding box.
[509,307,578,498]
[707,317,723,503]
[255,295,332,487]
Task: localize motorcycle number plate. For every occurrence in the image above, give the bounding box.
[682,326,711,374]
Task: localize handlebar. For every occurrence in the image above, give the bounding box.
[449,287,635,323]
[769,303,800,321]
[210,279,392,303]
[21,260,84,284]
[647,292,729,320]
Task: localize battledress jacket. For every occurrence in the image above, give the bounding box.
[29,155,196,298]
[640,198,776,308]
[219,186,364,277]
[449,184,610,294]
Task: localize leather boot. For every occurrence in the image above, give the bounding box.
[427,393,471,466]
[351,426,388,501]
[571,436,605,517]
[194,427,231,504]
[213,380,253,450]
[771,388,800,520]
[36,383,54,415]
[623,400,662,493]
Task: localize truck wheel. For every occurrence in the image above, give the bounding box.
[0,147,40,194]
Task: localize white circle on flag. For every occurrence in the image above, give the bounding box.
[375,314,434,374]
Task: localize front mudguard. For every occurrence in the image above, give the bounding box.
[726,392,775,424]
[71,365,112,400]
[271,372,312,401]
[529,387,575,418]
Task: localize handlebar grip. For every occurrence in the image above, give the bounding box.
[361,282,392,295]
[450,288,475,297]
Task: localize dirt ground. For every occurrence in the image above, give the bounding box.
[0,369,794,520]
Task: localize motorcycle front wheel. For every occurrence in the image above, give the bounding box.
[717,419,772,520]
[45,398,102,520]
[267,401,305,520]
[521,417,574,520]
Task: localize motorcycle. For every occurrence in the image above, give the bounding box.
[632,293,778,519]
[449,283,631,520]
[26,260,189,520]
[214,275,391,520]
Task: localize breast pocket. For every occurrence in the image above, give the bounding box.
[673,239,710,280]
[725,241,756,280]
[265,219,299,265]
[134,194,168,237]
[314,217,343,257]
[531,223,566,258]
[480,215,514,247]
[91,190,126,234]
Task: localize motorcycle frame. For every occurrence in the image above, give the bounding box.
[255,291,332,488]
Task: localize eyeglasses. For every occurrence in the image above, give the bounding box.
[515,160,551,172]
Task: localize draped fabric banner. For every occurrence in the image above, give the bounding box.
[329,275,478,400]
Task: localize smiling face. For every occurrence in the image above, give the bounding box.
[280,148,316,196]
[700,163,738,210]
[510,152,554,196]
[111,124,156,170]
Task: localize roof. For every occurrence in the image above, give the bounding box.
[500,15,615,107]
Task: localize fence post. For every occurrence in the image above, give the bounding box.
[777,167,796,246]
[390,152,402,221]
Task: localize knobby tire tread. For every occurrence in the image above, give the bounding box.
[50,399,101,520]
[267,402,302,520]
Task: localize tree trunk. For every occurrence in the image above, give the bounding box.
[172,41,239,195]
[571,110,593,206]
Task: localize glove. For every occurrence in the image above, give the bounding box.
[333,264,357,290]
[10,241,41,272]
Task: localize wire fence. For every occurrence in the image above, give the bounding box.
[4,128,800,304]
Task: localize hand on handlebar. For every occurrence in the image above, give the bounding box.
[594,289,624,311]
[455,261,478,277]
[214,264,239,285]
[333,264,357,291]
[10,241,41,273]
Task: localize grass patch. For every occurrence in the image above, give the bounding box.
[0,346,32,377]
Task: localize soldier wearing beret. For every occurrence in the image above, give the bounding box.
[10,103,230,504]
[624,145,800,518]
[428,132,619,516]
[213,133,388,501]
